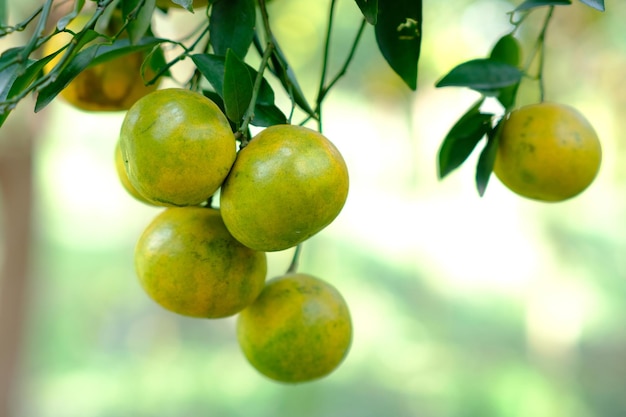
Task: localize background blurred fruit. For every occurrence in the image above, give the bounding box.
[493,102,602,202]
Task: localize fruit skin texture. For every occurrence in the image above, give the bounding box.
[43,13,159,112]
[114,141,156,205]
[237,273,352,383]
[135,207,267,318]
[493,102,602,202]
[120,88,237,207]
[220,125,349,252]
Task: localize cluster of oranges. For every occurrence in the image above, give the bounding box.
[46,4,353,384]
[115,88,352,383]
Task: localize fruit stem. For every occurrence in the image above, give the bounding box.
[287,244,303,274]
[312,2,366,132]
[315,17,367,131]
[314,0,338,132]
[239,41,275,144]
[237,0,278,143]
[518,5,555,103]
[536,6,555,102]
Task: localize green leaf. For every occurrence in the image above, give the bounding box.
[192,53,274,104]
[223,49,253,124]
[193,53,283,126]
[436,59,523,92]
[489,34,521,109]
[269,39,316,118]
[374,0,421,90]
[0,48,24,127]
[35,36,164,111]
[578,0,604,11]
[354,0,378,24]
[252,104,287,127]
[209,0,256,59]
[438,100,493,179]
[56,0,85,30]
[192,53,226,94]
[515,0,571,11]
[490,34,520,66]
[125,0,156,44]
[475,121,503,196]
[201,90,238,131]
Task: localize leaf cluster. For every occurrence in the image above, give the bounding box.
[0,0,424,134]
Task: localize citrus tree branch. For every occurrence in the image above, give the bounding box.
[0,0,116,113]
[537,6,555,102]
[314,0,337,131]
[238,0,276,142]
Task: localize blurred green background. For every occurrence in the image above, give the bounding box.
[2,0,626,416]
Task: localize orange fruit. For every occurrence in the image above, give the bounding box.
[43,12,160,111]
[114,141,156,205]
[237,273,352,383]
[119,88,237,207]
[135,207,267,318]
[220,125,349,252]
[493,102,602,202]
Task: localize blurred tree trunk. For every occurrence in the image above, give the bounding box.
[0,107,39,417]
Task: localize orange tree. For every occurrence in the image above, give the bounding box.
[0,0,607,384]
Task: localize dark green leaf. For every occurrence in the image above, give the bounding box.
[374,0,421,90]
[192,53,275,106]
[4,55,55,103]
[269,39,316,118]
[438,99,493,179]
[0,46,22,77]
[192,53,226,94]
[252,104,287,127]
[209,0,255,58]
[475,121,503,196]
[223,49,253,124]
[354,0,378,24]
[489,34,521,109]
[515,0,571,11]
[56,0,85,30]
[0,48,24,127]
[202,90,238,131]
[490,34,520,66]
[436,59,523,91]
[35,36,164,111]
[578,0,604,11]
[203,90,225,110]
[125,0,156,44]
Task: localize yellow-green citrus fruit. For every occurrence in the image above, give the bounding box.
[114,141,156,205]
[135,207,267,318]
[220,125,349,252]
[493,102,602,202]
[156,0,209,9]
[43,12,159,111]
[237,273,352,383]
[119,88,237,207]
